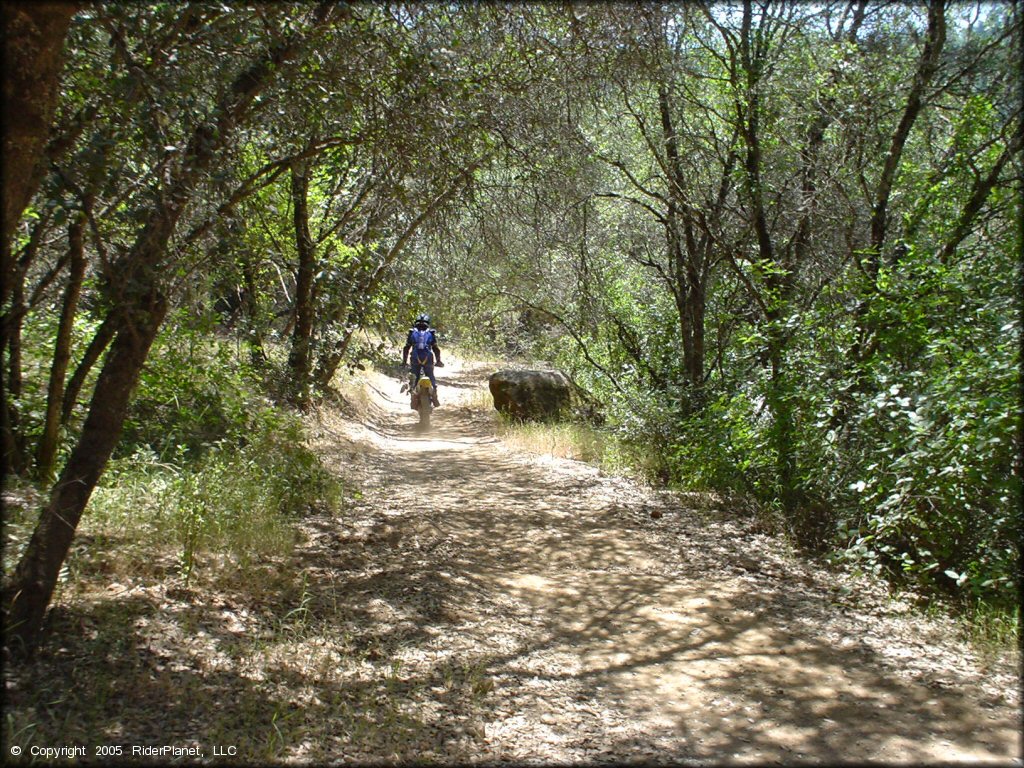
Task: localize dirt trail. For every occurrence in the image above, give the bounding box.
[307,358,1020,765]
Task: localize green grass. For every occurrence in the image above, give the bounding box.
[956,600,1020,664]
[0,346,346,590]
[87,420,343,583]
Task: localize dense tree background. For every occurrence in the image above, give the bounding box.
[3,1,1020,651]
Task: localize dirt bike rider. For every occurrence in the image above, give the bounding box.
[402,313,443,406]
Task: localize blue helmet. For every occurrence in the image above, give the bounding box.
[415,313,430,327]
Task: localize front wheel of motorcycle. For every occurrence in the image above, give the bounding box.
[417,398,432,431]
[416,378,433,432]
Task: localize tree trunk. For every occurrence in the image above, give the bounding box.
[287,157,316,407]
[240,255,268,366]
[1,4,77,479]
[5,291,167,653]
[736,0,799,519]
[35,211,87,481]
[1,1,78,252]
[688,268,705,389]
[4,192,184,650]
[1,277,28,476]
[61,309,117,422]
[937,124,1023,265]
[658,84,706,407]
[864,0,946,280]
[666,211,695,397]
[2,212,52,477]
[842,0,947,398]
[766,334,799,517]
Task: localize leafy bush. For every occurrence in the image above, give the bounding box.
[93,409,342,580]
[11,305,103,466]
[89,312,344,579]
[670,390,768,498]
[836,324,1020,606]
[121,311,272,461]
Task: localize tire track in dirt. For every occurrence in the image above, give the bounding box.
[308,358,1020,765]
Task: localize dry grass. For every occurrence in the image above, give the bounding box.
[329,365,378,414]
[463,387,496,412]
[496,419,608,464]
[460,370,626,470]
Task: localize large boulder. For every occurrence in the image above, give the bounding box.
[488,369,572,421]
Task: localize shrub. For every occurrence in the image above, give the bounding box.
[120,312,266,461]
[93,409,342,581]
[87,314,344,580]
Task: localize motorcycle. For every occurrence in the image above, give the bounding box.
[411,373,434,430]
[405,361,443,431]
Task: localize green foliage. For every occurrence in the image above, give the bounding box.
[86,309,344,579]
[13,305,103,459]
[94,399,342,580]
[957,600,1021,660]
[121,310,271,461]
[834,253,1020,605]
[513,2,1023,619]
[6,0,1019,652]
[671,390,766,498]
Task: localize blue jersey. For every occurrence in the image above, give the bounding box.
[406,328,437,363]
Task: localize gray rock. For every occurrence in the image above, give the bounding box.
[488,369,572,421]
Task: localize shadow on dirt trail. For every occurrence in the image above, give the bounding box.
[306,359,1021,765]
